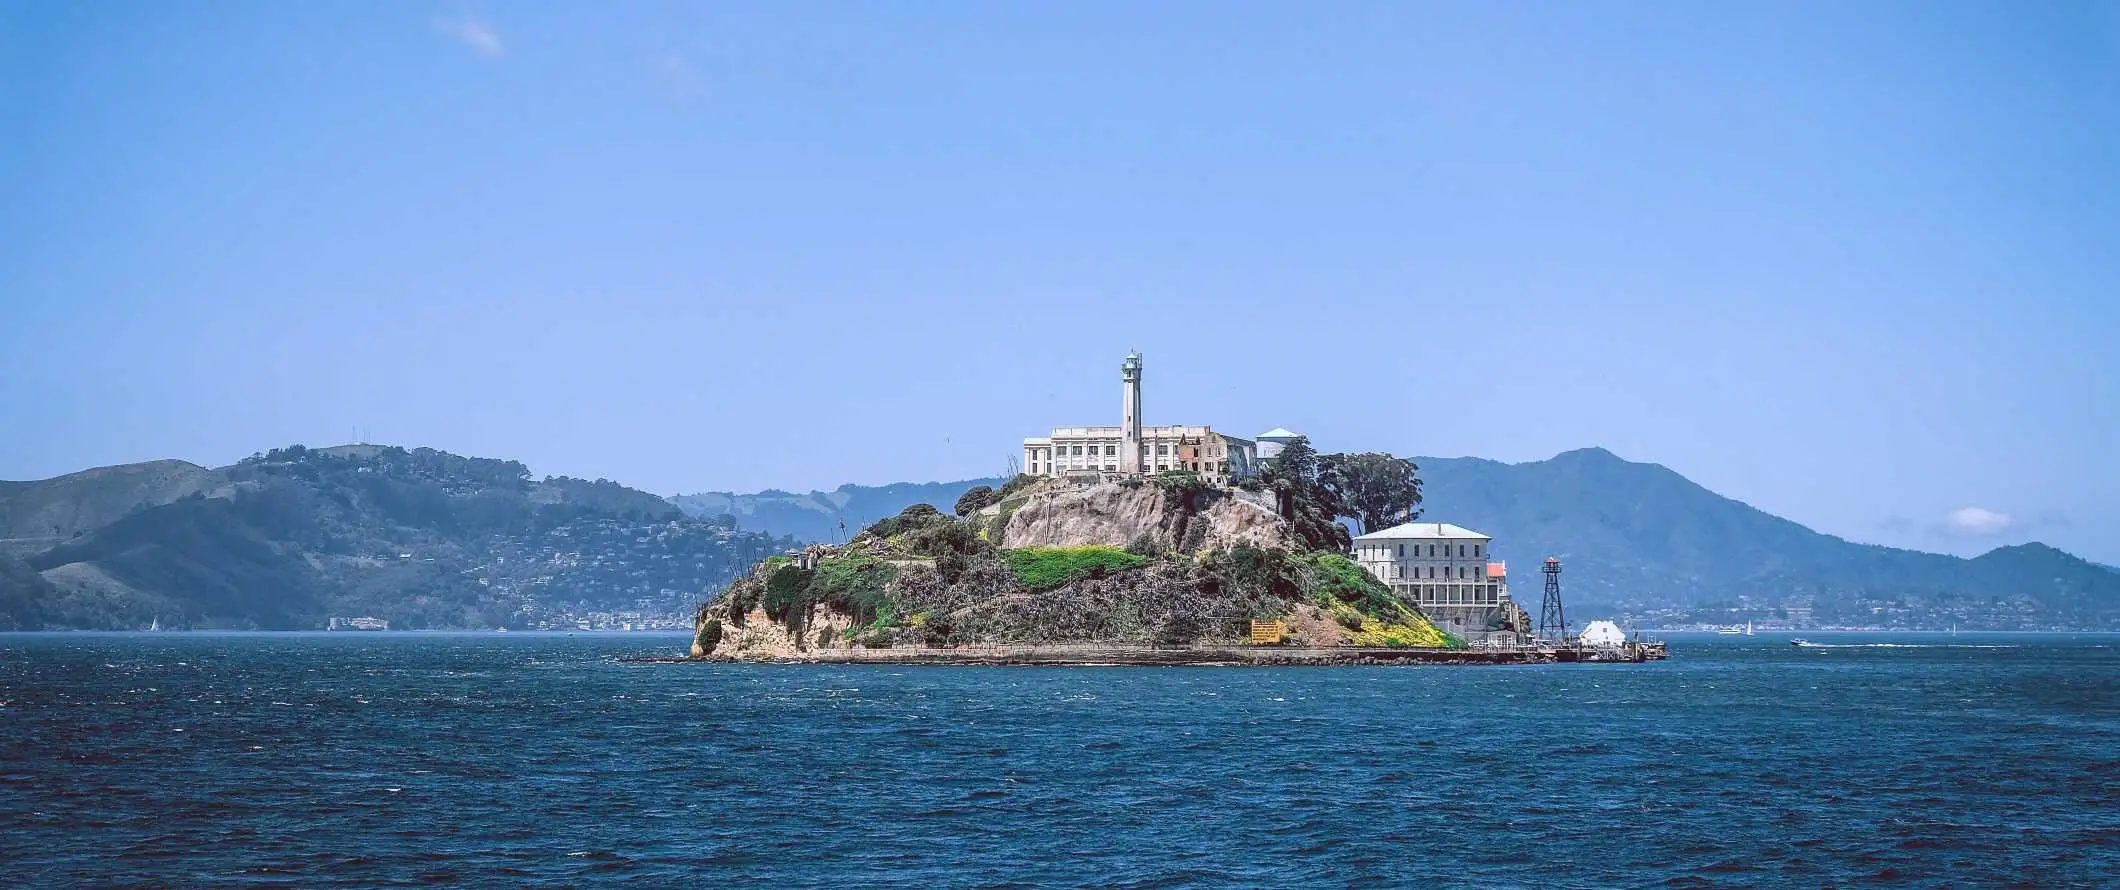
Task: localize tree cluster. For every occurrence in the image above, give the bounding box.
[1258,436,1424,547]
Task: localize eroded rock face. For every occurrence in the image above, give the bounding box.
[708,605,860,661]
[1000,481,1297,553]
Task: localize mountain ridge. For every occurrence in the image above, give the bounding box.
[678,448,2119,627]
[0,445,796,630]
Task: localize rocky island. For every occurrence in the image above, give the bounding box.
[689,447,1483,665]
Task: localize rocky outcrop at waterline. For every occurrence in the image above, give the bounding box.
[692,474,1460,661]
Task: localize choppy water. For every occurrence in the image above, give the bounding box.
[4,632,2117,887]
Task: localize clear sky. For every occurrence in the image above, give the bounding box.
[3,1,2116,563]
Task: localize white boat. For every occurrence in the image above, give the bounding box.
[147,617,161,632]
[1746,621,1754,636]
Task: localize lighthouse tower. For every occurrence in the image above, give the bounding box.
[1120,351,1143,475]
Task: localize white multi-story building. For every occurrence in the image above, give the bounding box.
[1351,522,1521,639]
[1021,352,1257,486]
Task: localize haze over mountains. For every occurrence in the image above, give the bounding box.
[4,443,2115,630]
[0,445,794,631]
[675,448,2120,628]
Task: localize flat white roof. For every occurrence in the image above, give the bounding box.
[1353,521,1491,541]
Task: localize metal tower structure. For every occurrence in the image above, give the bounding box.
[1539,557,1569,644]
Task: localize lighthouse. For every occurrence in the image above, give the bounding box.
[1120,351,1143,475]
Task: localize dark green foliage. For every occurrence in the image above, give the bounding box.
[1301,552,1409,622]
[1124,534,1164,559]
[1258,436,1352,554]
[1197,545,1302,603]
[1152,470,1209,510]
[921,614,961,648]
[694,618,723,655]
[862,503,949,540]
[905,519,984,559]
[1319,452,1423,534]
[1154,609,1204,646]
[763,565,815,630]
[806,553,899,623]
[996,473,1038,500]
[1334,610,1365,631]
[1003,547,1150,591]
[953,485,998,517]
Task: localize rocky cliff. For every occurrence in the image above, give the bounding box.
[996,478,1294,553]
[694,475,1458,660]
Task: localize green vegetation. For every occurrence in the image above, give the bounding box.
[953,485,998,517]
[862,503,946,540]
[995,473,1038,500]
[806,552,899,623]
[698,469,1468,652]
[762,564,816,632]
[1319,452,1423,534]
[693,617,723,655]
[1258,436,1353,554]
[1003,546,1149,591]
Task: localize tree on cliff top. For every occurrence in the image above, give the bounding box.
[1320,452,1423,534]
[953,485,998,517]
[1260,437,1351,554]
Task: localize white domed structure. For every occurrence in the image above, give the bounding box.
[1579,620,1626,648]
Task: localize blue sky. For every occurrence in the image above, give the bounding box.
[3,1,2116,563]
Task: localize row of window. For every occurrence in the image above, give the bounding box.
[1403,584,1501,606]
[1387,565,1481,580]
[1034,444,1225,458]
[1031,461,1231,476]
[1364,542,1483,560]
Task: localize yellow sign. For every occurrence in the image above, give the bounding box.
[1249,620,1287,644]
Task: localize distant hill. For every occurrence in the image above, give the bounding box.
[1416,448,2120,622]
[0,459,225,557]
[0,445,797,630]
[680,448,2120,627]
[671,479,1006,544]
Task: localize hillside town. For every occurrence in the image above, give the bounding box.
[466,515,797,630]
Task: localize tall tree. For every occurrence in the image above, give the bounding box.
[1320,452,1423,534]
[1259,436,1350,553]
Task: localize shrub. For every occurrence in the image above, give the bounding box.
[1199,545,1300,601]
[863,503,950,540]
[1003,546,1149,591]
[693,618,723,655]
[1124,533,1164,559]
[722,581,761,625]
[762,565,815,624]
[996,473,1037,500]
[905,519,983,559]
[807,552,899,623]
[921,614,960,648]
[953,485,998,517]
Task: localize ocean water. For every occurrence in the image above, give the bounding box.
[3,632,2117,887]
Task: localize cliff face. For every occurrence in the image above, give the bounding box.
[695,479,1460,659]
[997,480,1296,553]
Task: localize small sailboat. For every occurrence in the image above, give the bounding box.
[147,617,162,632]
[1745,621,1754,636]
